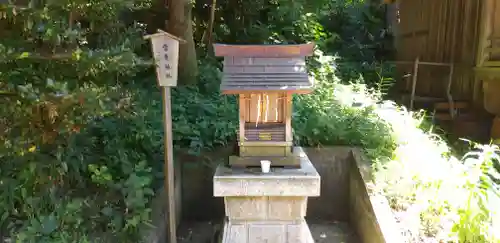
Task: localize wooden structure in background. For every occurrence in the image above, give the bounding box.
[385,0,482,104]
[384,0,500,141]
[384,0,500,108]
[214,43,315,167]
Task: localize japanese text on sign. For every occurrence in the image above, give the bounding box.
[150,35,179,86]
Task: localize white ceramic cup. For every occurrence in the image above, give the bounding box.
[260,160,271,173]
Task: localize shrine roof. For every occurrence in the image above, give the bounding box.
[214,43,315,93]
[214,43,314,57]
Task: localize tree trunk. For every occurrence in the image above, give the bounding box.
[206,0,217,54]
[167,0,198,85]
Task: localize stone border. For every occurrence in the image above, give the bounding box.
[349,148,402,243]
[137,146,403,243]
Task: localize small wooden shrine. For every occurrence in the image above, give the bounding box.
[214,43,315,167]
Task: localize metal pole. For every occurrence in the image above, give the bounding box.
[162,87,177,243]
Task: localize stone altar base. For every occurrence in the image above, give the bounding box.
[213,147,320,243]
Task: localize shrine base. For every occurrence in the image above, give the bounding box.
[213,147,321,243]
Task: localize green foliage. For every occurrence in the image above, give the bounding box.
[195,0,330,45]
[1,84,162,242]
[320,0,395,87]
[291,52,500,242]
[4,0,498,242]
[353,94,500,242]
[0,0,156,241]
[171,61,238,153]
[452,144,500,243]
[293,57,396,160]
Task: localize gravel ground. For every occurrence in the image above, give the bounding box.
[310,221,360,243]
[176,220,360,243]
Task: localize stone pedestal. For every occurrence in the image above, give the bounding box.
[214,147,320,243]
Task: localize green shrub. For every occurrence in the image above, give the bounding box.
[290,52,500,242]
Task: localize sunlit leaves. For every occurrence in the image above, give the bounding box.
[0,0,153,241]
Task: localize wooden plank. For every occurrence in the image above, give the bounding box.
[228,155,300,168]
[225,78,309,82]
[410,57,420,110]
[224,65,307,74]
[243,130,286,134]
[434,101,469,110]
[425,0,434,60]
[213,43,315,57]
[239,95,246,143]
[285,94,292,143]
[222,90,312,95]
[398,30,429,38]
[472,0,481,66]
[239,141,292,146]
[474,66,500,79]
[224,73,309,78]
[243,123,285,129]
[238,125,287,142]
[483,61,500,66]
[446,0,458,111]
[248,94,260,123]
[242,131,286,135]
[389,61,451,66]
[433,112,453,121]
[472,0,483,105]
[240,146,289,157]
[484,0,495,63]
[268,94,281,123]
[435,0,443,62]
[494,0,500,38]
[243,131,286,135]
[441,0,449,63]
[241,135,285,142]
[161,87,177,243]
[144,29,186,43]
[228,57,306,66]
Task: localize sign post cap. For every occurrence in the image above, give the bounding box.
[143,29,186,44]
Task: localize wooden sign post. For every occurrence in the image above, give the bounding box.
[144,30,185,243]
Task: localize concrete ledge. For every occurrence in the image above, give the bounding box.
[137,146,400,242]
[349,148,402,243]
[214,147,320,197]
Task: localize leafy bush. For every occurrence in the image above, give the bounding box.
[7,0,497,242]
[370,108,500,242]
[320,0,394,86]
[293,55,396,160]
[0,0,157,241]
[299,55,500,242]
[170,61,238,153]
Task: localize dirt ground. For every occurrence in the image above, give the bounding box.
[310,222,360,243]
[176,220,360,243]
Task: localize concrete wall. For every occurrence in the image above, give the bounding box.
[179,148,232,221]
[143,147,400,243]
[349,148,402,243]
[174,147,355,222]
[303,147,352,222]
